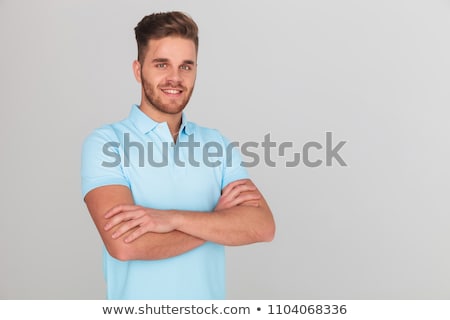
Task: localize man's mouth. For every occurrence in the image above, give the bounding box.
[161,88,183,95]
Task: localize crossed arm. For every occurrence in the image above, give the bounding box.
[84,179,275,261]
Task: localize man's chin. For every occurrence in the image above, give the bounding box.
[158,103,187,115]
[144,93,191,115]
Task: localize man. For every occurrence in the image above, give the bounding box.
[81,11,275,299]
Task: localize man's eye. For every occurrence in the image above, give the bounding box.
[180,65,191,71]
[156,63,167,68]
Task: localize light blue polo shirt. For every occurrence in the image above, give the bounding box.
[81,105,248,299]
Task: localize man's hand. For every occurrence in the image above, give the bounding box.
[104,205,181,243]
[214,179,261,211]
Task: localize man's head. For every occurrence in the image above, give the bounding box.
[134,11,199,64]
[133,11,199,117]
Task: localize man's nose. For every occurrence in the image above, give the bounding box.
[166,67,182,84]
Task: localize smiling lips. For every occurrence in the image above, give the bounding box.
[161,87,183,96]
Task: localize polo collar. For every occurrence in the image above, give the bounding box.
[129,104,193,135]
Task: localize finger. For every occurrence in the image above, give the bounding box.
[220,185,258,208]
[214,192,261,211]
[104,204,140,218]
[124,227,147,243]
[221,179,249,197]
[111,218,144,239]
[239,200,260,207]
[215,186,259,211]
[226,184,257,200]
[104,209,144,230]
[227,192,261,207]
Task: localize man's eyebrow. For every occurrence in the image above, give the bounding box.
[151,58,169,63]
[151,58,195,65]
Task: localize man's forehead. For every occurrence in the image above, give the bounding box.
[146,36,197,58]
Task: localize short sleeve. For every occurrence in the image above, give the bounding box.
[81,126,130,198]
[220,134,249,189]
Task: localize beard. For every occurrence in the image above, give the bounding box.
[141,73,194,115]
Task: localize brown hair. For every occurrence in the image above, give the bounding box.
[134,11,199,63]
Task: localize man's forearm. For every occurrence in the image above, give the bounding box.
[104,180,275,248]
[173,201,275,246]
[108,229,205,261]
[110,203,273,260]
[173,179,275,245]
[85,185,206,262]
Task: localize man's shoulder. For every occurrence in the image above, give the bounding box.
[185,121,227,143]
[83,118,131,144]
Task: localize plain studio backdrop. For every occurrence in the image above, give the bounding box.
[1,0,449,299]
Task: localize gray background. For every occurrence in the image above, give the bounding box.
[1,0,449,299]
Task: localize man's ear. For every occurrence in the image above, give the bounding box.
[132,60,142,83]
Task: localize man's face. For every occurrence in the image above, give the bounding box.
[136,36,197,115]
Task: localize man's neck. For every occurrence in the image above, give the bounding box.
[139,103,182,136]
